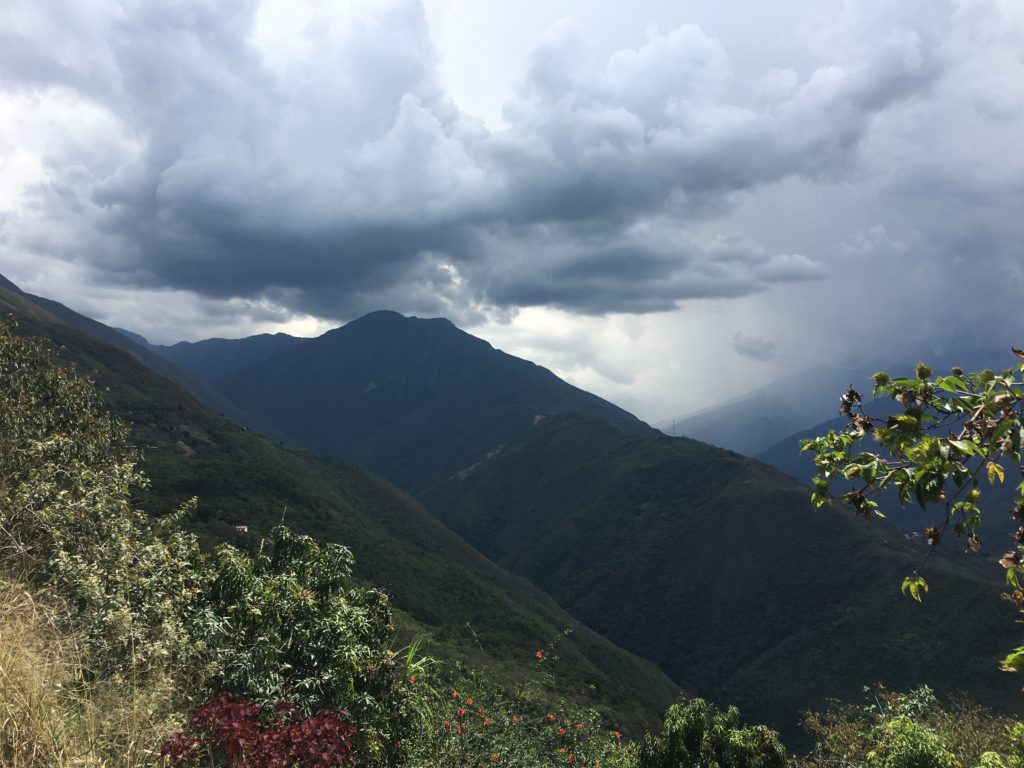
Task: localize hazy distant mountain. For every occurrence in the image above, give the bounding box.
[662,347,1019,456]
[196,310,655,493]
[657,365,859,455]
[0,276,679,731]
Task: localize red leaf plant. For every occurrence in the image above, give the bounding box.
[161,692,357,768]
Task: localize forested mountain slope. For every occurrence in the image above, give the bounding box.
[421,412,1021,740]
[0,278,679,731]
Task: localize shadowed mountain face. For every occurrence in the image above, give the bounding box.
[0,277,680,732]
[184,310,656,493]
[150,333,308,385]
[421,412,1021,741]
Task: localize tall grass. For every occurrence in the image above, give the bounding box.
[0,576,183,768]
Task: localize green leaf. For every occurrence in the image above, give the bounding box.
[1000,647,1024,673]
[901,575,928,602]
[948,440,978,456]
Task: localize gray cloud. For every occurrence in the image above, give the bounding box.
[731,332,776,362]
[0,0,954,326]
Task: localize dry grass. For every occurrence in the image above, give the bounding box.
[0,576,184,767]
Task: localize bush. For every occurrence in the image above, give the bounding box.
[801,686,1020,768]
[194,525,418,765]
[0,326,205,684]
[636,698,788,768]
[161,692,357,768]
[405,651,634,768]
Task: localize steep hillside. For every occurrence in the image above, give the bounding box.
[10,285,265,432]
[0,281,679,732]
[207,310,656,493]
[421,412,1021,741]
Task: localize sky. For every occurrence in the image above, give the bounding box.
[1,0,1022,422]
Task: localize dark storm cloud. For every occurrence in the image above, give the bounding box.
[0,0,954,322]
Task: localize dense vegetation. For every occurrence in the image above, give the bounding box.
[0,281,679,732]
[423,412,1020,741]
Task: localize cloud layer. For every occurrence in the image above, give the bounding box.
[0,0,961,320]
[2,0,1023,418]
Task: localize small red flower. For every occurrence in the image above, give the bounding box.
[490,755,499,763]
[484,718,491,726]
[559,726,566,735]
[614,731,622,741]
[453,690,459,699]
[408,676,416,684]
[548,713,556,722]
[443,720,450,730]
[457,708,465,717]
[568,755,575,764]
[575,723,583,730]
[467,698,474,705]
[536,650,544,660]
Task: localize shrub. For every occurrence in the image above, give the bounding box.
[160,692,357,768]
[194,525,418,765]
[636,698,788,768]
[801,686,1020,768]
[0,326,206,684]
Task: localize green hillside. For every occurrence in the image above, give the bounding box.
[0,283,679,732]
[421,412,1022,741]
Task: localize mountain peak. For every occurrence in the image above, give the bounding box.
[341,310,455,332]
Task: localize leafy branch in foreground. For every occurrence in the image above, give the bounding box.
[800,350,1024,665]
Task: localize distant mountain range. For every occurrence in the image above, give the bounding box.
[5,275,1021,743]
